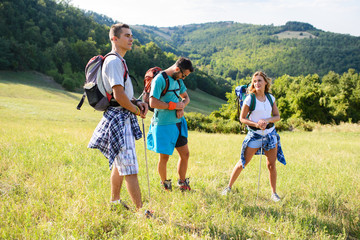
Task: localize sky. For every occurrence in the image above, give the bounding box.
[70,0,360,37]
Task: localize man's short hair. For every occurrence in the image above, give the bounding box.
[176,57,194,72]
[109,23,130,41]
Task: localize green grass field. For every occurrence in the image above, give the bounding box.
[1,71,359,239]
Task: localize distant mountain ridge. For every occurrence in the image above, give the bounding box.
[50,7,360,82]
[130,21,360,80]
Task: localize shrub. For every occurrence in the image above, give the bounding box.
[185,112,242,134]
[62,75,76,91]
[274,119,290,132]
[286,118,316,131]
[46,69,64,84]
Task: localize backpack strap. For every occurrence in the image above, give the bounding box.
[160,71,181,100]
[76,92,86,110]
[246,93,256,118]
[104,52,129,106]
[172,81,181,99]
[104,52,128,85]
[265,93,274,107]
[160,71,169,96]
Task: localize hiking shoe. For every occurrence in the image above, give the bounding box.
[271,193,281,202]
[110,199,130,211]
[144,209,154,219]
[161,179,172,191]
[221,186,231,196]
[178,178,191,191]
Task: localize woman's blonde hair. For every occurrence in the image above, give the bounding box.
[248,71,271,94]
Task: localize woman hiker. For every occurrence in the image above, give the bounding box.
[221,71,286,202]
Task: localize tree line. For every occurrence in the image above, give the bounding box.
[186,69,360,133]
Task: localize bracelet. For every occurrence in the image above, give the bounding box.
[168,101,176,110]
[134,106,140,116]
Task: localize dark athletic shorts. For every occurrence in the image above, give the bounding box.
[175,122,188,148]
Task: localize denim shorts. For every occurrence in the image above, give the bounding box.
[247,135,277,149]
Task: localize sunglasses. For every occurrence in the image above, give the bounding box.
[179,68,188,79]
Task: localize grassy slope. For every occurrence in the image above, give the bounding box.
[186,88,226,114]
[0,71,359,239]
[134,88,226,115]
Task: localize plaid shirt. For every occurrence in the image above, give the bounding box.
[88,107,142,169]
[240,129,286,168]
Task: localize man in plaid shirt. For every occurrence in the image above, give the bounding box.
[88,23,148,211]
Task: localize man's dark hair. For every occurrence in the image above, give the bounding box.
[109,23,130,41]
[176,57,194,72]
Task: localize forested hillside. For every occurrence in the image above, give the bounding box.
[1,0,359,102]
[133,21,360,81]
[0,0,229,99]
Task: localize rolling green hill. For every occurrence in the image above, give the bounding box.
[132,21,360,80]
[0,71,225,115]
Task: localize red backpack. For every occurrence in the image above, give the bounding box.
[142,67,180,112]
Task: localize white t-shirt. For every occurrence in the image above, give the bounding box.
[101,54,134,105]
[243,94,275,135]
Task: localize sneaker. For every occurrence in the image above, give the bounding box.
[178,178,191,191]
[144,209,154,219]
[271,193,281,202]
[110,199,130,211]
[221,186,231,196]
[161,179,172,191]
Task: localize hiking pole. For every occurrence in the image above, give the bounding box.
[137,92,144,100]
[136,97,154,218]
[136,95,151,201]
[142,118,151,201]
[256,130,264,203]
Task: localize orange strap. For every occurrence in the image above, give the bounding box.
[168,101,176,110]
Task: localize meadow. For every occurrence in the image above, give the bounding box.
[0,72,359,239]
